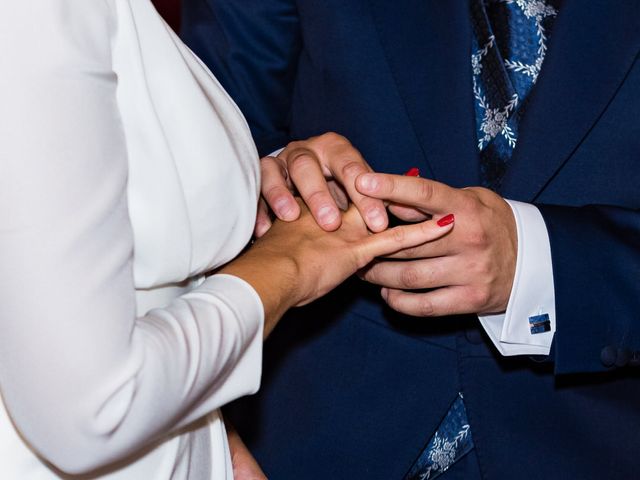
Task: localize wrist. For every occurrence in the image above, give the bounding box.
[220,245,302,337]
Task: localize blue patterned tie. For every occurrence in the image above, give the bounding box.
[471,0,559,190]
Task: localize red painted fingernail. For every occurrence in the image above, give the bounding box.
[437,214,455,227]
[404,167,420,177]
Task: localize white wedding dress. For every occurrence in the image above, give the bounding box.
[0,1,263,478]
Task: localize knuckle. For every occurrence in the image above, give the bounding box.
[461,194,480,214]
[288,158,322,181]
[470,186,494,203]
[260,156,281,175]
[320,131,348,145]
[471,258,492,279]
[340,160,367,180]
[400,265,422,289]
[287,150,316,170]
[417,180,435,201]
[401,245,422,259]
[305,189,332,209]
[282,141,303,156]
[466,226,489,248]
[418,296,435,316]
[260,155,275,167]
[470,287,491,308]
[263,184,287,201]
[391,226,406,243]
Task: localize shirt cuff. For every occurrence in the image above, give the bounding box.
[268,147,285,157]
[478,200,556,356]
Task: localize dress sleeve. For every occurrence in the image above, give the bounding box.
[0,1,262,475]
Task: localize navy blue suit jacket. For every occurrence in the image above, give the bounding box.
[182,1,640,478]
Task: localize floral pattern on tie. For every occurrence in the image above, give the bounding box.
[471,0,559,189]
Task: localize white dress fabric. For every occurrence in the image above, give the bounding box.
[0,1,263,479]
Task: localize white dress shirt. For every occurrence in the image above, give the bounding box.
[479,201,556,356]
[0,1,263,479]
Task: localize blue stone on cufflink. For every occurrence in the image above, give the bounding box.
[529,313,551,335]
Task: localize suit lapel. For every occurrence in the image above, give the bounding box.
[501,0,640,201]
[368,0,479,188]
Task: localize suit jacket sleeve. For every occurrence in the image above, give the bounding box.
[181,0,302,155]
[536,204,640,375]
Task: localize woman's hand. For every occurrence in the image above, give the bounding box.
[223,200,455,338]
[254,133,389,237]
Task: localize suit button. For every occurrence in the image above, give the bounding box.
[600,346,617,367]
[616,348,632,367]
[629,351,640,367]
[465,329,483,345]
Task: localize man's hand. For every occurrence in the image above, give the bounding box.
[254,132,389,237]
[355,173,517,317]
[226,423,268,480]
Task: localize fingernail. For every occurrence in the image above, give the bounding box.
[318,205,339,225]
[255,219,271,237]
[274,197,294,218]
[367,209,386,229]
[404,167,420,177]
[381,287,389,300]
[437,213,455,227]
[358,173,379,191]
